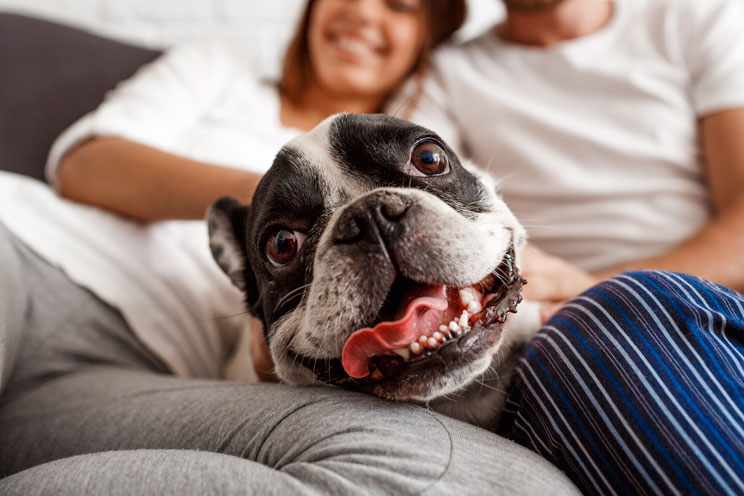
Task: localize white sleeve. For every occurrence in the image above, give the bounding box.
[45,41,241,185]
[681,0,744,115]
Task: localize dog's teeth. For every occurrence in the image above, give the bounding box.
[410,342,422,354]
[433,331,444,342]
[392,347,410,361]
[418,335,428,345]
[459,289,474,306]
[439,325,449,333]
[448,321,459,332]
[467,300,482,314]
[426,337,438,349]
[459,311,469,328]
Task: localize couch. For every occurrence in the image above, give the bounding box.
[0,12,580,495]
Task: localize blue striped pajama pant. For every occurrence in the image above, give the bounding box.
[498,271,744,496]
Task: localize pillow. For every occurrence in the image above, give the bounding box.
[0,13,161,181]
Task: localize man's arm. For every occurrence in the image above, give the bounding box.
[595,108,744,292]
[523,108,744,319]
[57,137,262,222]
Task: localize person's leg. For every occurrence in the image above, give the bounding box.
[0,450,314,496]
[0,222,169,402]
[0,225,25,394]
[0,224,580,495]
[0,370,581,495]
[499,270,744,496]
[0,450,346,496]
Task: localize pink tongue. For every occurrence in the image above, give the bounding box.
[341,291,449,379]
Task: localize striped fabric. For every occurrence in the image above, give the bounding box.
[498,271,744,496]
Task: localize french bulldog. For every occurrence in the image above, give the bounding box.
[208,113,535,428]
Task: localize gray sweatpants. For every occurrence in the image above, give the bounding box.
[0,224,578,495]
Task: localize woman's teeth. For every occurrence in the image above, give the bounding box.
[336,36,376,58]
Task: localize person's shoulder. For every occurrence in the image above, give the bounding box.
[160,40,246,75]
[638,0,743,24]
[434,31,496,60]
[655,0,744,44]
[673,0,742,15]
[610,0,692,20]
[430,31,498,76]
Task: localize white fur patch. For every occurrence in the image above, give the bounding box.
[284,115,367,207]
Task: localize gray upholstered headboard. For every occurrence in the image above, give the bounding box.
[0,13,161,181]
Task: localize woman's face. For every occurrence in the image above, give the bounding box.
[308,0,425,101]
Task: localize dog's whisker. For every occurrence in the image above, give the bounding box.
[198,310,251,323]
[421,179,433,195]
[506,214,549,223]
[274,284,311,313]
[277,328,302,373]
[496,173,519,185]
[334,322,341,364]
[391,94,413,119]
[440,392,458,402]
[475,378,507,395]
[482,149,498,174]
[289,342,301,372]
[274,346,290,370]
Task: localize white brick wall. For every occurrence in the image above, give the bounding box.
[0,0,502,77]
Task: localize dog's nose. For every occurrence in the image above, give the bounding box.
[333,191,411,245]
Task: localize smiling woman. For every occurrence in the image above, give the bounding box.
[280,0,466,128]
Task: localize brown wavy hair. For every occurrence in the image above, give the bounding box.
[279,0,466,110]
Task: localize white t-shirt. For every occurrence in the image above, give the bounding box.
[0,41,300,378]
[409,0,744,271]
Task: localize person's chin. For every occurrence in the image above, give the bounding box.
[318,71,389,101]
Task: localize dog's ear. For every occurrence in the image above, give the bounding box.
[207,196,260,314]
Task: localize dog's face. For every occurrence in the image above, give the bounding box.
[209,114,526,402]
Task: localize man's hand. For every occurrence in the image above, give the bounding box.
[520,245,600,323]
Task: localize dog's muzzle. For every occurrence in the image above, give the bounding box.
[291,186,525,392]
[339,247,524,379]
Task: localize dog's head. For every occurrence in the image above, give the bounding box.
[209,114,526,402]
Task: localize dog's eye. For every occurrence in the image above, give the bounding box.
[266,229,306,267]
[410,140,449,176]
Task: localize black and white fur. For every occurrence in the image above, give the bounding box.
[209,114,535,428]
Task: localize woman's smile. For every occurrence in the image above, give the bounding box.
[326,29,385,64]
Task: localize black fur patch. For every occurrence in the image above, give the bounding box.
[329,114,489,217]
[221,114,495,341]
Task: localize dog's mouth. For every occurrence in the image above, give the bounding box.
[292,247,525,392]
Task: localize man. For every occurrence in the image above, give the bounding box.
[411,0,744,316]
[401,2,744,494]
